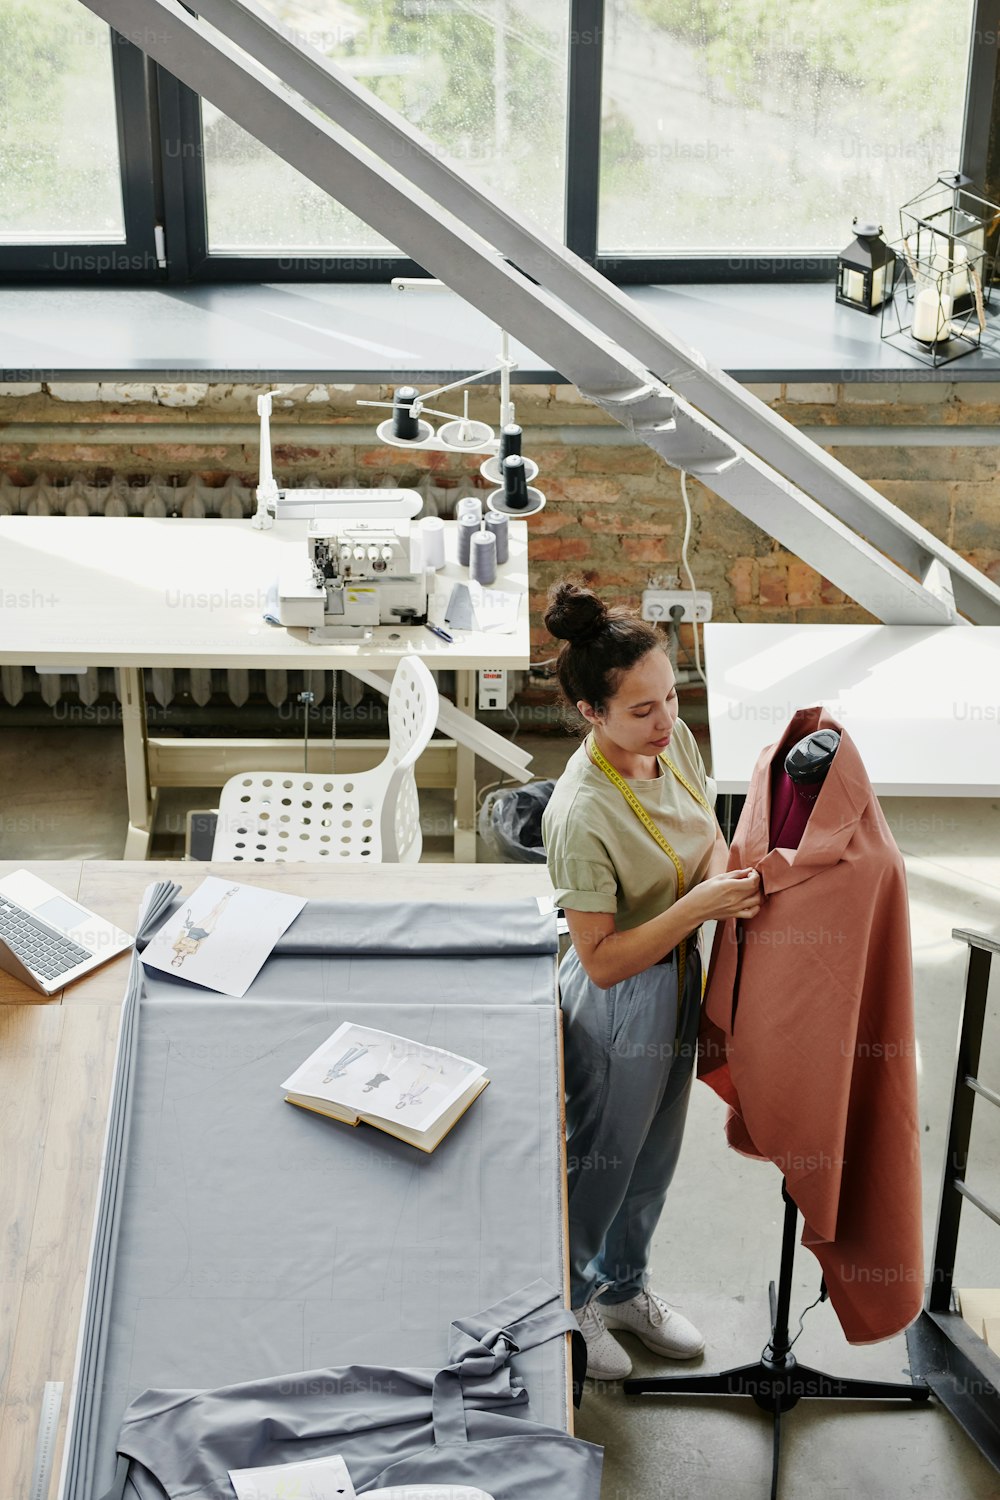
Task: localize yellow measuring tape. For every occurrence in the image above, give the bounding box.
[587,734,711,1002]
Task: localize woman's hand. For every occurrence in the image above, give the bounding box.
[692,868,762,923]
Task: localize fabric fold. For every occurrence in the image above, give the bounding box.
[103,1281,600,1500]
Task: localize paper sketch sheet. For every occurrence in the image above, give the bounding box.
[282,1021,486,1136]
[141,876,306,997]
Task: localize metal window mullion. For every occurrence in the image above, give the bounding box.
[564,0,604,262]
[109,31,160,277]
[189,253,420,283]
[962,0,1000,192]
[153,68,200,282]
[594,255,839,285]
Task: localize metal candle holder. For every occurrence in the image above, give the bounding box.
[880,236,986,368]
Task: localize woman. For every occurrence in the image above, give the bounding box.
[541,582,761,1379]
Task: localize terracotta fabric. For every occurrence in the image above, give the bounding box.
[699,706,923,1345]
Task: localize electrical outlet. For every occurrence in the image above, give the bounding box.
[478,667,510,710]
[641,589,713,624]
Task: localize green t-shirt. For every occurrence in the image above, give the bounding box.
[542,717,718,931]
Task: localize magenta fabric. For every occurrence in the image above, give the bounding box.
[769,764,816,851]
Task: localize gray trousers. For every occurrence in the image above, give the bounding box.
[559,942,702,1309]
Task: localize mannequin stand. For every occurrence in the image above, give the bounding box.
[624,1181,929,1500]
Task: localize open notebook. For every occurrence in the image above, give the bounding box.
[281,1021,489,1153]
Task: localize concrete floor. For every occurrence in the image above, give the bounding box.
[1,718,999,1499]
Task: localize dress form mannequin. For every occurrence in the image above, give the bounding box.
[628,719,927,1477]
[737,732,842,1021]
[769,729,841,851]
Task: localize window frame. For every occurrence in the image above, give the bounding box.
[0,0,994,287]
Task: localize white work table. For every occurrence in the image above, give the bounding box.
[705,623,1000,797]
[0,515,530,855]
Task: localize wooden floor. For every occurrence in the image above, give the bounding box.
[0,860,557,1500]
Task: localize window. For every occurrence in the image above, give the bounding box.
[200,0,569,257]
[0,0,158,281]
[598,0,977,261]
[0,0,989,283]
[0,0,124,244]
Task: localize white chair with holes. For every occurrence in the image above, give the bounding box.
[211,656,438,864]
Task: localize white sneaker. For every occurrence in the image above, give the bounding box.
[573,1299,633,1380]
[601,1289,705,1359]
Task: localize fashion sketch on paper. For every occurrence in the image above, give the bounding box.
[322,1042,374,1083]
[395,1080,430,1110]
[170,886,240,968]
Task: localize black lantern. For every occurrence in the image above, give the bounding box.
[836,219,896,314]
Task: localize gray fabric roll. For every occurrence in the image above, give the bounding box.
[269,900,557,957]
[68,899,570,1500]
[60,881,180,1500]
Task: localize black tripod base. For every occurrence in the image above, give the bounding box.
[625,1351,927,1500]
[621,1183,930,1498]
[624,1356,930,1410]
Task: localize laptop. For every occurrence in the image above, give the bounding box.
[0,869,134,996]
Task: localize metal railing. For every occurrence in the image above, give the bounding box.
[907,927,1000,1473]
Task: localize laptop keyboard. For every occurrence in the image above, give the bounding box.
[0,898,92,981]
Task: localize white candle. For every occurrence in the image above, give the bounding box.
[842,268,865,304]
[912,285,953,343]
[871,263,887,307]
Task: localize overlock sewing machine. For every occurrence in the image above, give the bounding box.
[279,519,431,629]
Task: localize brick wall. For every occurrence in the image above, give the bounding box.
[1,378,998,685]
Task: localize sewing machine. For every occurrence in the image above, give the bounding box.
[278,519,431,628]
[255,390,431,632]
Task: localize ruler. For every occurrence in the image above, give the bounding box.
[28,1381,63,1500]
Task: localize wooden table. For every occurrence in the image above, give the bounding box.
[0,516,530,860]
[0,860,561,1500]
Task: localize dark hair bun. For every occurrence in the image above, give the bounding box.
[544,582,609,644]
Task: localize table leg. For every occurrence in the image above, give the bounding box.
[453,669,478,862]
[117,668,155,859]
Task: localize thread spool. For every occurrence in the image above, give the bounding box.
[392,386,420,441]
[457,513,481,566]
[502,455,530,510]
[418,514,446,570]
[409,526,425,575]
[498,423,522,463]
[456,496,483,523]
[484,511,509,564]
[469,529,497,585]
